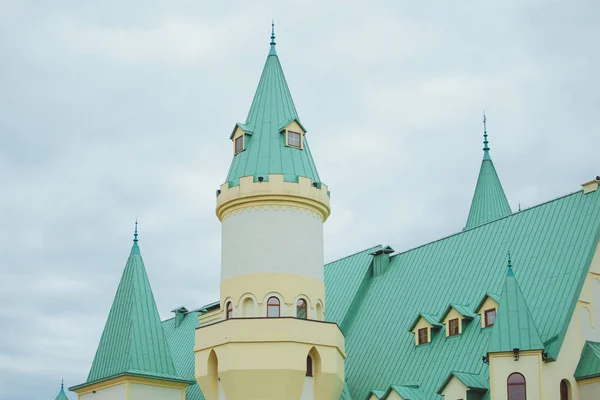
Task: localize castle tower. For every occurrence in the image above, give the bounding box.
[194,25,345,400]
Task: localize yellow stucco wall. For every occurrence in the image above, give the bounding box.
[195,318,344,400]
[489,351,543,400]
[579,379,600,400]
[219,273,325,320]
[74,376,188,400]
[440,376,467,399]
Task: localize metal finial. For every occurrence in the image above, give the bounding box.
[507,252,512,268]
[270,19,276,46]
[483,111,489,152]
[134,219,138,243]
[518,202,521,212]
[61,378,64,390]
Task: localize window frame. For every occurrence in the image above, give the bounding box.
[417,327,429,345]
[296,298,308,319]
[484,308,497,327]
[266,296,280,318]
[226,301,233,320]
[560,379,570,400]
[286,130,302,149]
[507,372,526,400]
[234,135,244,154]
[448,318,460,336]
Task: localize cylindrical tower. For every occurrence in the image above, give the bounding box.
[194,25,345,400]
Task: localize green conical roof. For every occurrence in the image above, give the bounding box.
[465,116,511,229]
[55,381,68,400]
[225,24,321,187]
[83,226,185,385]
[489,257,544,353]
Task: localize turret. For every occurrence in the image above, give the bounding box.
[194,24,345,400]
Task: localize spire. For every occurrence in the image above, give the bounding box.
[482,111,490,160]
[130,219,140,256]
[225,26,321,187]
[269,19,277,56]
[489,255,544,353]
[78,229,187,388]
[54,380,68,400]
[465,114,511,229]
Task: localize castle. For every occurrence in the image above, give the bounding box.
[56,26,600,400]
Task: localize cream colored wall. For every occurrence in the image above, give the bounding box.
[221,206,324,281]
[300,377,314,400]
[386,391,403,400]
[198,309,221,326]
[441,376,467,400]
[129,383,183,400]
[220,273,325,320]
[79,383,126,400]
[579,380,600,400]
[442,309,464,336]
[477,297,498,329]
[412,318,432,345]
[368,395,379,400]
[490,351,543,400]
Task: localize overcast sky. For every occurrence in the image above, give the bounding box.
[1,1,599,399]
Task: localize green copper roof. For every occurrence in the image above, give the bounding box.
[225,26,321,187]
[437,371,488,394]
[330,188,600,400]
[465,117,511,229]
[386,385,428,400]
[574,341,600,381]
[81,228,186,387]
[488,258,544,353]
[55,381,69,400]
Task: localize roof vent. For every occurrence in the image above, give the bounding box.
[370,246,395,277]
[582,178,599,194]
[171,306,188,328]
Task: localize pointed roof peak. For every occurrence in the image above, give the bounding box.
[55,380,68,400]
[269,19,277,56]
[464,113,511,229]
[130,219,140,256]
[489,256,544,353]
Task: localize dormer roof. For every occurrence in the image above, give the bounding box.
[437,371,488,394]
[475,292,501,312]
[440,304,477,321]
[408,313,443,332]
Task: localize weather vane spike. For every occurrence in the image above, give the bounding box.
[134,218,138,243]
[507,251,512,268]
[483,110,489,152]
[270,19,276,46]
[61,378,64,389]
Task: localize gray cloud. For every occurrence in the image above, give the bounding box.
[1,1,599,399]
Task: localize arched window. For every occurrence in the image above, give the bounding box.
[560,379,570,400]
[297,298,307,319]
[226,301,233,320]
[242,297,254,317]
[306,355,313,377]
[316,302,323,320]
[507,373,526,400]
[267,297,280,318]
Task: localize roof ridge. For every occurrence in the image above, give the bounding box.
[393,189,586,258]
[325,245,382,265]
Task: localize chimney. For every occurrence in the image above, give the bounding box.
[371,246,395,277]
[171,306,188,328]
[582,177,600,194]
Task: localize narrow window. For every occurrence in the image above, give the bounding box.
[507,373,526,400]
[296,299,307,319]
[306,355,313,377]
[287,131,301,148]
[485,309,497,327]
[448,318,460,336]
[267,296,280,318]
[418,327,429,345]
[234,135,244,154]
[560,379,570,400]
[226,301,233,320]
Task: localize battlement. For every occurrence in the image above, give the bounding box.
[216,174,331,221]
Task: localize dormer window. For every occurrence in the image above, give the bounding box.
[484,309,497,327]
[287,131,301,148]
[234,135,244,154]
[418,328,429,345]
[476,293,500,328]
[448,318,460,336]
